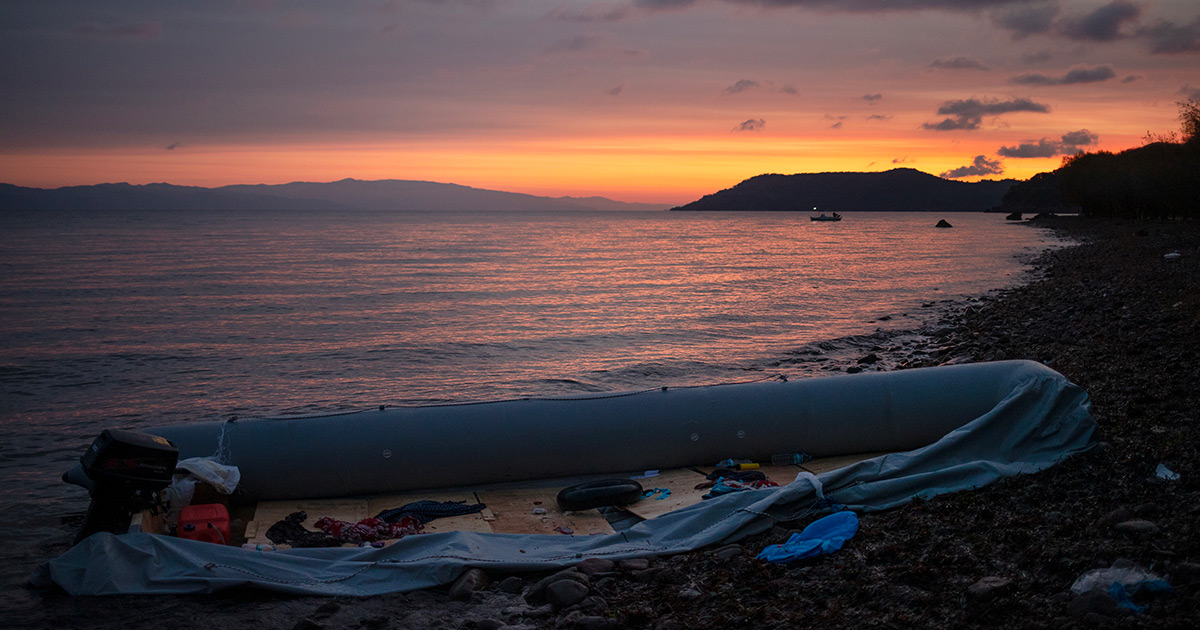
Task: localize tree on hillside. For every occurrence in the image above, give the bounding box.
[1055,99,1199,219]
[1180,98,1199,144]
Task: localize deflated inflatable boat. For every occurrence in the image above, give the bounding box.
[40,359,1095,596]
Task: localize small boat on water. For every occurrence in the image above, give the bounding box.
[42,360,1095,596]
[811,212,842,221]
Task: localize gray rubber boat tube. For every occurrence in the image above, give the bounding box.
[146,360,1057,501]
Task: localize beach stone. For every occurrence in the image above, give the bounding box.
[618,558,651,572]
[1114,519,1160,535]
[1133,502,1159,515]
[292,618,323,630]
[654,567,685,585]
[497,576,525,594]
[546,579,590,608]
[449,568,491,600]
[845,366,863,374]
[1172,562,1200,582]
[472,620,505,630]
[935,219,953,228]
[527,569,590,603]
[967,576,1013,600]
[359,615,390,630]
[1101,507,1131,524]
[857,353,880,364]
[313,601,340,617]
[678,587,702,600]
[555,612,615,630]
[576,558,615,575]
[632,567,664,583]
[577,616,617,630]
[706,543,744,560]
[579,595,608,613]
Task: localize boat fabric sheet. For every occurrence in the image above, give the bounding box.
[38,361,1095,596]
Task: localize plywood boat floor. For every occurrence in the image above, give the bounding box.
[135,452,886,547]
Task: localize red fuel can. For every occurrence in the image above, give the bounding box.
[178,504,231,545]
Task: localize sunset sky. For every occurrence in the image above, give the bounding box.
[2,1,1197,204]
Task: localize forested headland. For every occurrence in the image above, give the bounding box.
[1002,99,1200,219]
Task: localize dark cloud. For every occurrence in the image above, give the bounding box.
[892,156,912,164]
[1059,0,1140,42]
[633,0,698,10]
[992,3,1059,39]
[862,93,882,104]
[1009,65,1115,86]
[708,0,1038,11]
[1140,17,1200,54]
[637,0,1058,15]
[547,4,634,22]
[72,20,161,39]
[997,129,1098,157]
[723,79,761,95]
[544,34,601,53]
[607,84,624,96]
[866,114,893,121]
[923,97,1051,131]
[1121,74,1140,83]
[165,141,183,151]
[929,56,990,71]
[940,155,1004,178]
[1060,129,1099,146]
[780,85,799,95]
[734,118,766,132]
[1022,50,1053,64]
[1180,85,1200,100]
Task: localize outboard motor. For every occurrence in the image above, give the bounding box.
[67,429,178,544]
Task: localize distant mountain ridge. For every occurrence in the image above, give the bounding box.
[671,168,1017,212]
[0,179,668,212]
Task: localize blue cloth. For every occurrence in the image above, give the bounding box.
[757,511,859,564]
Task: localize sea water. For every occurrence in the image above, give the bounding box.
[0,208,1063,604]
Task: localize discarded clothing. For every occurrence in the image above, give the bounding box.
[757,511,859,564]
[375,500,486,525]
[314,515,422,544]
[642,488,672,500]
[265,511,343,548]
[705,468,767,483]
[177,457,241,494]
[701,477,779,499]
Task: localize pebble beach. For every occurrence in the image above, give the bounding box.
[14,216,1199,630]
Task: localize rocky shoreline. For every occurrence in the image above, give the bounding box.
[19,217,1199,629]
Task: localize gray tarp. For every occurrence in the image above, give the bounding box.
[36,361,1094,595]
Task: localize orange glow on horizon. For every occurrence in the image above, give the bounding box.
[0,130,1089,206]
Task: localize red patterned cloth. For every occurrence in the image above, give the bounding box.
[313,515,422,544]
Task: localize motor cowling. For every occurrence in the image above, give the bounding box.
[70,429,179,544]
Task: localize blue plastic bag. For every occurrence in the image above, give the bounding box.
[757,511,859,564]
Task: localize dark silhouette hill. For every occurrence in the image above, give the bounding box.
[0,182,341,212]
[0,179,666,212]
[671,168,1016,212]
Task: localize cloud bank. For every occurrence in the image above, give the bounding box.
[997,129,1099,157]
[941,155,1004,178]
[1009,65,1116,86]
[734,118,766,131]
[923,97,1051,131]
[930,56,990,71]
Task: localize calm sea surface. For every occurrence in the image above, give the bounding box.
[0,208,1064,604]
